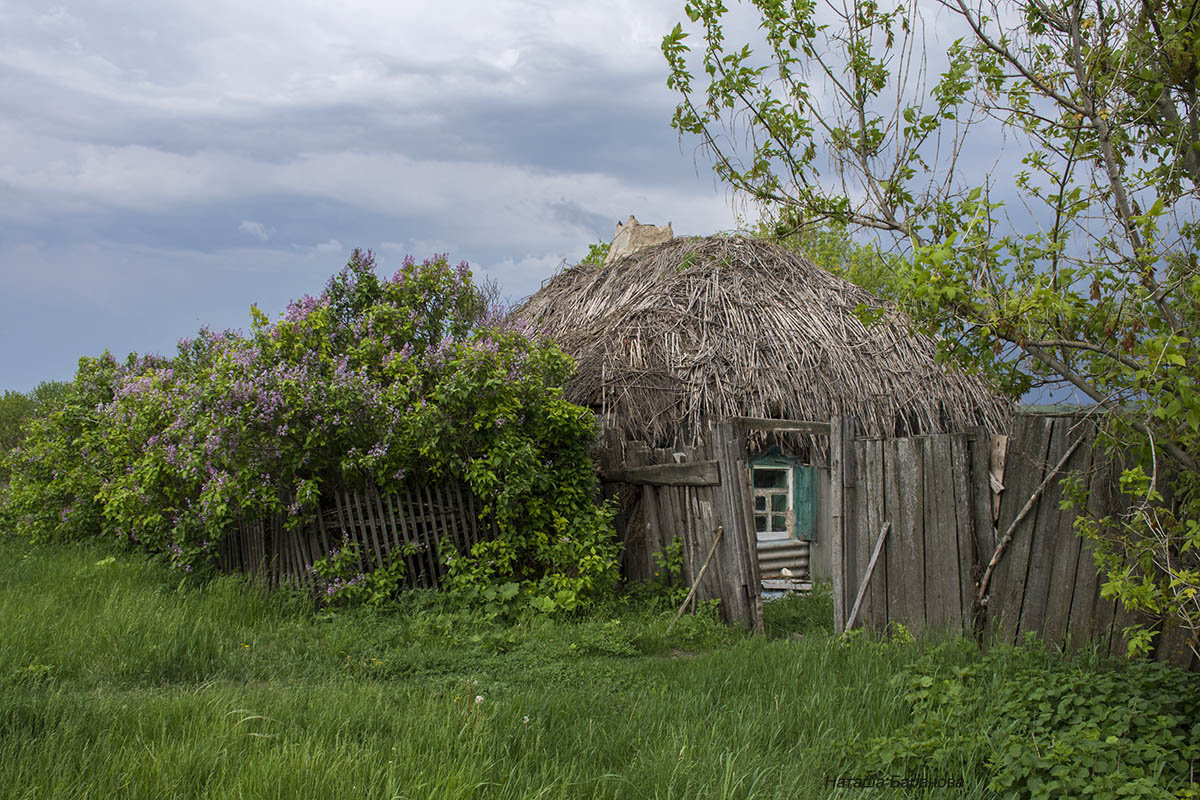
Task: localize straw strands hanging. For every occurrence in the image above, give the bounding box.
[515,236,1011,448]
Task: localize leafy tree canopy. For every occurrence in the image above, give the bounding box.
[664,0,1199,655]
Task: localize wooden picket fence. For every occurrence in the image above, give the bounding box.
[217,482,497,590]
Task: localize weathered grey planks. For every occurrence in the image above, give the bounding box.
[883,437,904,631]
[990,415,1054,644]
[217,479,500,591]
[603,460,720,486]
[834,412,1193,670]
[711,421,762,630]
[950,433,976,629]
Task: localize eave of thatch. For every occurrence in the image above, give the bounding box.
[515,236,1012,449]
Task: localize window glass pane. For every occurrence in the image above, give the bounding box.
[755,515,766,533]
[754,495,766,512]
[771,514,789,532]
[753,468,788,489]
[770,493,788,512]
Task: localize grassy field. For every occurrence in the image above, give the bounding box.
[1,538,1196,799]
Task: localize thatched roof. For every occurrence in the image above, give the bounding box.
[515,236,1011,448]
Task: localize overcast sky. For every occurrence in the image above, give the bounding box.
[0,0,750,392]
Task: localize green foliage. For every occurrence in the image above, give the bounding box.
[0,391,33,484]
[664,0,1200,655]
[861,640,1200,798]
[578,240,610,267]
[623,538,689,609]
[2,356,126,542]
[309,538,410,608]
[1,251,619,611]
[0,381,72,486]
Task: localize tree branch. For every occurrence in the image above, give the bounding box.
[1024,342,1197,470]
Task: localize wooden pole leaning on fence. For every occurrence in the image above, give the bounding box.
[976,436,1085,607]
[666,526,724,633]
[844,522,891,633]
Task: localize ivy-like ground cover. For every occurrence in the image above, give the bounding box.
[1,250,618,611]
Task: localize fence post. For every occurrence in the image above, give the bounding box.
[830,413,845,633]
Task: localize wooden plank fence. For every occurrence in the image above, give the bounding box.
[841,412,1198,670]
[217,482,498,590]
[211,411,1198,670]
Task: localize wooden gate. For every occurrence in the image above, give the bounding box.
[602,417,851,631]
[602,421,761,629]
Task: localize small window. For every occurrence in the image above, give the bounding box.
[751,466,791,540]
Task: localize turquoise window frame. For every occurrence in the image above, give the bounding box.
[750,454,816,542]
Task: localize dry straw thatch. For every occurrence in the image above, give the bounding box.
[515,236,1011,449]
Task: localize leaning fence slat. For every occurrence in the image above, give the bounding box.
[454,482,477,551]
[1019,420,1071,639]
[386,491,418,589]
[667,526,724,633]
[371,487,400,571]
[864,439,887,629]
[399,488,427,585]
[851,440,872,627]
[342,490,368,573]
[315,505,331,560]
[412,486,439,586]
[332,491,350,555]
[420,484,442,587]
[358,488,383,569]
[436,482,453,556]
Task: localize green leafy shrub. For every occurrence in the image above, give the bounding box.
[860,641,1200,798]
[309,537,410,608]
[2,356,127,542]
[622,538,689,610]
[2,251,619,610]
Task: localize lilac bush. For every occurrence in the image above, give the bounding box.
[2,251,618,608]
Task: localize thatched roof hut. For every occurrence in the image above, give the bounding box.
[515,235,1011,449]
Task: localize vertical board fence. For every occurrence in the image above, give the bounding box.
[840,412,1198,670]
[217,482,498,590]
[600,421,767,630]
[845,431,983,636]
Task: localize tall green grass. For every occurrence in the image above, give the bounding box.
[1,538,1193,799]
